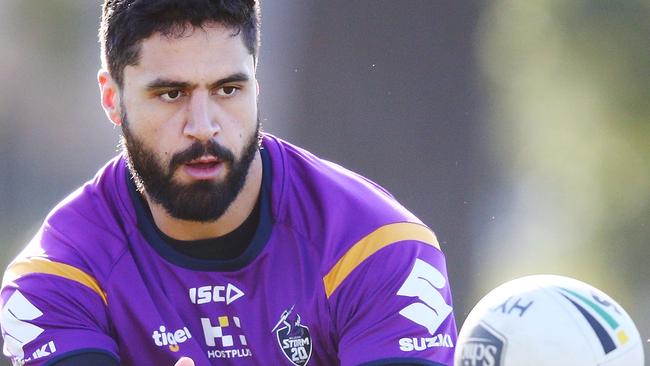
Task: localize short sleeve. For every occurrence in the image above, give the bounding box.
[325,225,457,366]
[1,258,119,366]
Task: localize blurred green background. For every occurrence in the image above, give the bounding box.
[476,0,650,329]
[1,1,649,364]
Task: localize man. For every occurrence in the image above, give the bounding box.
[0,1,457,365]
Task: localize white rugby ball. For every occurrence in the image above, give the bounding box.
[454,275,643,366]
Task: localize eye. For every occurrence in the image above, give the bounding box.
[216,86,239,96]
[160,90,184,102]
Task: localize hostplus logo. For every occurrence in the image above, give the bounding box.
[201,316,252,359]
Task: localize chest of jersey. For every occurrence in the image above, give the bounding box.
[105,226,336,366]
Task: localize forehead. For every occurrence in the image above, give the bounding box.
[124,23,254,85]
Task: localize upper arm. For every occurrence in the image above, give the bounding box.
[326,224,457,366]
[1,257,119,366]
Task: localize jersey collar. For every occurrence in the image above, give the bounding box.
[126,148,273,271]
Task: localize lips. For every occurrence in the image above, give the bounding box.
[182,156,224,180]
[187,156,219,167]
[187,154,219,163]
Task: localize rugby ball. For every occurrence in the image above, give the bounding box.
[454,275,643,366]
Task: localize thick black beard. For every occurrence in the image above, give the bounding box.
[121,116,260,223]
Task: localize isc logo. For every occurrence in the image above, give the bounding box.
[189,284,244,305]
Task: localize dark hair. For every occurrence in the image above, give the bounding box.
[99,0,260,87]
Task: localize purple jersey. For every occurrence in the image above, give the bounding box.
[1,134,456,366]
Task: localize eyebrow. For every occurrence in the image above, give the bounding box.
[145,72,250,91]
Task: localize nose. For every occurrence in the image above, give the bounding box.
[183,91,221,142]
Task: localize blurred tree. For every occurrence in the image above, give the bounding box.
[0,0,115,276]
[288,0,484,322]
[477,0,650,348]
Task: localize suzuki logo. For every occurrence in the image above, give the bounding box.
[396,259,453,334]
[1,290,45,360]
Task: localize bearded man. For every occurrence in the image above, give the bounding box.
[0,1,457,365]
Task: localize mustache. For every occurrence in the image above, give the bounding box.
[169,140,235,169]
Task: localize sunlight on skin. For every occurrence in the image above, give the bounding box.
[174,356,195,366]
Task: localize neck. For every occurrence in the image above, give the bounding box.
[145,150,263,241]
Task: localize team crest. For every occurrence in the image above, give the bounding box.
[272,305,312,366]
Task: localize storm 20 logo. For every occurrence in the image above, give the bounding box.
[272,305,312,366]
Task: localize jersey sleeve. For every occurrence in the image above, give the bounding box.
[324,223,457,366]
[1,257,119,366]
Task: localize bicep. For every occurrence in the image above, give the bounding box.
[1,272,118,365]
[330,241,457,366]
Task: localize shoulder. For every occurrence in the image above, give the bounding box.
[0,158,130,364]
[264,134,421,229]
[261,138,455,364]
[3,156,134,292]
[262,134,442,276]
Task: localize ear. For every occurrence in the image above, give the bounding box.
[97,69,123,126]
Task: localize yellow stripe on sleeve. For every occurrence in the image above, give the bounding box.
[323,222,439,298]
[3,257,108,305]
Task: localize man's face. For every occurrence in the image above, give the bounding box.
[118,24,260,222]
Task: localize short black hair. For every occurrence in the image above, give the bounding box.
[99,0,260,87]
